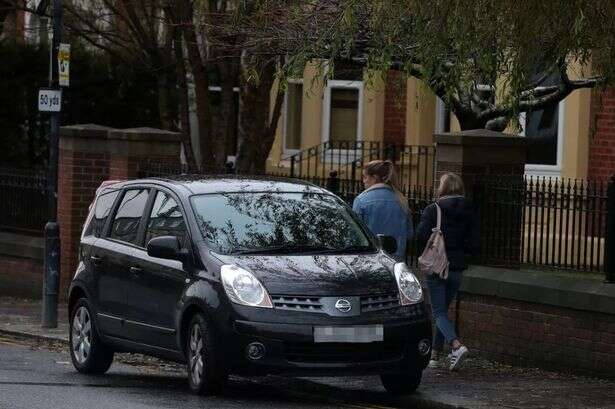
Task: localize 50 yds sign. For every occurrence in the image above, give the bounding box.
[38,88,62,112]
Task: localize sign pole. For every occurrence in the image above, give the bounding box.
[42,0,63,329]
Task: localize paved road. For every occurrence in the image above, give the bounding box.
[0,337,391,409]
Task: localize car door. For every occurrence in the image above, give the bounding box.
[95,187,152,339]
[84,188,122,335]
[124,188,190,350]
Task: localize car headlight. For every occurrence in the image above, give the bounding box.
[394,262,423,305]
[221,265,273,308]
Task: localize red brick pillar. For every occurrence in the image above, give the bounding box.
[107,127,182,179]
[435,129,527,268]
[435,129,527,194]
[58,125,181,297]
[383,70,407,146]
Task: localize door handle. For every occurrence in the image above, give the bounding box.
[130,266,142,277]
[90,255,103,265]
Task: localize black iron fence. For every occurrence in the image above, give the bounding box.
[472,175,610,274]
[324,171,613,277]
[286,141,436,191]
[0,167,48,235]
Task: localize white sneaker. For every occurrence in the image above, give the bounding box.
[449,345,469,371]
[428,351,442,368]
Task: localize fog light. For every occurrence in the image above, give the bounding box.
[418,339,431,356]
[246,342,266,360]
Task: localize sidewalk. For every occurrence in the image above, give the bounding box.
[0,297,68,342]
[1,296,614,409]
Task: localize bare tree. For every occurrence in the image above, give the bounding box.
[177,0,287,172]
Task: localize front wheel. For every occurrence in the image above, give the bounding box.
[380,367,422,395]
[69,298,114,374]
[186,313,228,395]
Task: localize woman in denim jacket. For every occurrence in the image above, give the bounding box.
[352,160,413,261]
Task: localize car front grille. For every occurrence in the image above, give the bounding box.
[271,292,404,314]
[360,292,400,312]
[283,341,405,363]
[271,295,324,312]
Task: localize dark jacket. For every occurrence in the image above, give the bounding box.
[417,196,480,271]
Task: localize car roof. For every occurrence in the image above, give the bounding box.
[110,175,331,196]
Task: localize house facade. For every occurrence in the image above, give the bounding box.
[266,63,615,183]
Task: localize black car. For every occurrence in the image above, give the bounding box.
[68,176,432,396]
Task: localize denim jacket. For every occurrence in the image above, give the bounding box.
[352,184,413,261]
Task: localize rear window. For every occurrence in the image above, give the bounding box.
[83,190,120,238]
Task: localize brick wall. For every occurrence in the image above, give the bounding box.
[58,149,110,296]
[456,292,615,377]
[384,70,407,146]
[588,87,615,182]
[0,255,43,299]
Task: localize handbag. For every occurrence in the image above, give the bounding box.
[418,203,449,279]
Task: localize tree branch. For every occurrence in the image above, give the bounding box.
[478,75,603,122]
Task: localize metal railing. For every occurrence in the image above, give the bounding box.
[472,175,610,274]
[286,140,436,191]
[0,167,49,235]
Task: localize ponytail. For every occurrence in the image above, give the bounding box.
[364,160,408,211]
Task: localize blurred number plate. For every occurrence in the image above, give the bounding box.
[314,325,383,343]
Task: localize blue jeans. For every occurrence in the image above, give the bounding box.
[426,270,461,351]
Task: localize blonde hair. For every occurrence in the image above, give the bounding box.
[437,172,465,198]
[363,160,408,210]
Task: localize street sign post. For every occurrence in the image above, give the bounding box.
[42,0,63,329]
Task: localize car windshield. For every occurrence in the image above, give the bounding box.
[190,192,374,255]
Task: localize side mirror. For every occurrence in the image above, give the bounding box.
[377,234,397,255]
[147,236,190,263]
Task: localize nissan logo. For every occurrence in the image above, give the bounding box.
[335,299,352,313]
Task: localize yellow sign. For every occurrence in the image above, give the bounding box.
[58,43,70,87]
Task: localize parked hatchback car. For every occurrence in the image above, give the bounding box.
[68,176,432,395]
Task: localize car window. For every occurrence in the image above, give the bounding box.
[84,190,120,238]
[145,191,188,248]
[190,192,373,254]
[109,188,149,245]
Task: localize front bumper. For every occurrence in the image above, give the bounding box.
[219,303,432,376]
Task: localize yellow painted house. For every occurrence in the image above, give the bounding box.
[264,63,607,183]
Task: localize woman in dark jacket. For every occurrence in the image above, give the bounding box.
[417,172,479,371]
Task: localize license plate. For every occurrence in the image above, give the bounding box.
[314,325,384,343]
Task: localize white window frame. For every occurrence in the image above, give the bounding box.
[207,85,240,164]
[321,80,364,163]
[522,100,565,178]
[282,79,304,157]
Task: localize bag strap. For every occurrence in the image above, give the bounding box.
[435,203,442,230]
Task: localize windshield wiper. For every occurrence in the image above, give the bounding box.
[231,244,336,255]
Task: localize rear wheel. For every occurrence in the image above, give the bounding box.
[186,313,227,395]
[380,367,422,395]
[69,298,114,374]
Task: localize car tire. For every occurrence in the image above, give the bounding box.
[186,313,228,395]
[380,367,422,395]
[69,298,114,374]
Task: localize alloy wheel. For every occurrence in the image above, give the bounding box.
[189,323,204,386]
[72,306,92,364]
